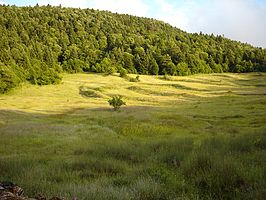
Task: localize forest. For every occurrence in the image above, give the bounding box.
[0,5,266,94]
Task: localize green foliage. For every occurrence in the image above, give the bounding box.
[149,58,159,75]
[0,64,21,94]
[119,68,128,78]
[176,62,190,76]
[108,95,126,111]
[92,58,116,74]
[29,69,62,86]
[0,5,265,93]
[27,59,62,85]
[62,59,85,73]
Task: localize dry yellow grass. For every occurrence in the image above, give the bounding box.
[0,73,266,200]
[0,73,265,114]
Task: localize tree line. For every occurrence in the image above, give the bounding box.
[0,5,265,93]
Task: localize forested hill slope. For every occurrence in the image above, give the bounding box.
[0,5,266,93]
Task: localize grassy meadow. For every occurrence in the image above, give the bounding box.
[0,73,266,200]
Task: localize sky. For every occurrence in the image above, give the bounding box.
[1,0,266,48]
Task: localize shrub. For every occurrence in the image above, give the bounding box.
[108,95,126,111]
[0,64,21,94]
[119,68,127,78]
[105,67,116,75]
[129,75,140,82]
[29,68,61,85]
[27,60,62,85]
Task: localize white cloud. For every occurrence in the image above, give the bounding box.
[141,0,265,47]
[38,0,88,8]
[172,0,266,48]
[89,0,149,17]
[152,0,190,30]
[0,0,6,5]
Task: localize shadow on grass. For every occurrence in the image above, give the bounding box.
[79,86,105,98]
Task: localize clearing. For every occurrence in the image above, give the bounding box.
[0,73,266,200]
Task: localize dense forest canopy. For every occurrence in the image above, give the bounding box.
[0,5,266,93]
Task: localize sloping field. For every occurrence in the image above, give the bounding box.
[0,73,266,200]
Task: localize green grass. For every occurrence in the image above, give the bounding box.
[0,73,266,199]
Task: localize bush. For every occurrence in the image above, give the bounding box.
[129,75,140,82]
[105,67,116,75]
[29,68,61,85]
[0,64,21,94]
[119,68,128,78]
[108,95,126,111]
[27,60,62,85]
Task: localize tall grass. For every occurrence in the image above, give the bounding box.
[0,73,265,199]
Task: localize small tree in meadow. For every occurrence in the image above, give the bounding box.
[108,95,126,111]
[119,68,127,78]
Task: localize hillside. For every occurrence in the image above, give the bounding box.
[1,5,266,94]
[0,73,266,199]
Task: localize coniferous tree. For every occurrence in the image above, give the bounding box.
[0,5,265,94]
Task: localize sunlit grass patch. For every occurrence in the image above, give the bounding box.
[0,73,265,199]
